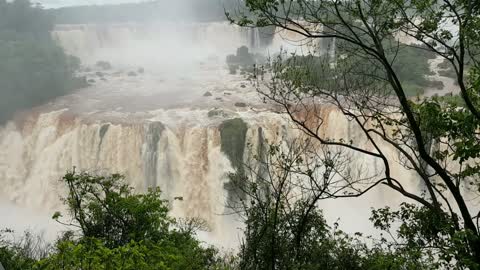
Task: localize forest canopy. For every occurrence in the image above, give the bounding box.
[0,0,84,124]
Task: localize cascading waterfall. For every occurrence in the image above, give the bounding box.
[249,28,262,51]
[52,22,270,64]
[0,21,422,247]
[52,22,337,63]
[0,103,421,245]
[0,106,304,244]
[142,121,165,189]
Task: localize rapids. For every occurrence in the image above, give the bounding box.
[0,21,410,248]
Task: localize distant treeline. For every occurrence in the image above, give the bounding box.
[0,0,84,124]
[49,0,238,24]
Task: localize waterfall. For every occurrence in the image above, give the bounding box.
[0,108,303,247]
[52,22,270,65]
[0,103,423,246]
[249,28,261,51]
[142,121,165,189]
[52,22,337,65]
[0,21,429,248]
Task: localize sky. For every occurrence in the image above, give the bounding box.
[37,0,142,8]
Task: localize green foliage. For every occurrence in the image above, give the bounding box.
[228,0,480,268]
[276,42,438,97]
[409,68,480,197]
[0,0,84,123]
[370,203,480,269]
[279,54,333,90]
[339,42,439,96]
[241,198,359,269]
[413,89,480,165]
[0,247,35,270]
[234,143,439,270]
[35,235,219,270]
[54,171,171,249]
[0,171,230,269]
[392,45,436,91]
[240,190,441,270]
[0,229,50,270]
[0,246,36,270]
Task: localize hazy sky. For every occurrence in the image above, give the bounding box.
[38,0,142,8]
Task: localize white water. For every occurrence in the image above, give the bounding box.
[0,106,417,246]
[1,22,412,247]
[52,23,267,67]
[0,105,300,247]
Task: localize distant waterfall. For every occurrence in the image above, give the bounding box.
[52,22,336,63]
[249,28,261,50]
[318,36,336,58]
[142,122,165,189]
[52,22,271,63]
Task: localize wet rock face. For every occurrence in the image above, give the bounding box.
[207,109,232,118]
[96,60,112,70]
[234,102,247,108]
[208,109,222,118]
[219,118,248,203]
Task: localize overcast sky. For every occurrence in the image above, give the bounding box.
[37,0,142,8]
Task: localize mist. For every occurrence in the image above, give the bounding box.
[48,0,233,23]
[0,0,337,248]
[39,0,146,8]
[0,0,376,247]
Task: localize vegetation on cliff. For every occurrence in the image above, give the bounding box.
[0,0,84,124]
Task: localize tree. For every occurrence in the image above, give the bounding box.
[236,142,363,270]
[0,0,84,124]
[1,171,234,269]
[0,229,50,270]
[234,141,440,269]
[53,171,171,249]
[40,170,226,270]
[227,0,480,268]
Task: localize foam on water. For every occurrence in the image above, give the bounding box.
[0,21,413,248]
